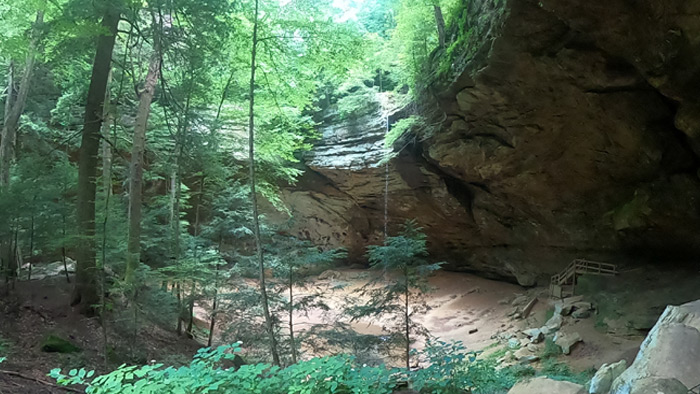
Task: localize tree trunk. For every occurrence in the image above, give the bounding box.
[404,267,410,371]
[289,268,297,364]
[433,4,446,49]
[173,168,183,335]
[207,242,220,347]
[62,213,70,283]
[125,52,161,283]
[73,8,120,315]
[248,0,281,367]
[101,139,112,197]
[3,62,13,139]
[186,281,196,339]
[101,71,113,199]
[28,208,34,281]
[0,11,44,187]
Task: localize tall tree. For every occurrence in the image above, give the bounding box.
[347,220,442,370]
[247,0,281,367]
[125,15,162,283]
[1,10,44,186]
[73,4,120,315]
[433,1,446,49]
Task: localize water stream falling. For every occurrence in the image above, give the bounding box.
[384,114,390,241]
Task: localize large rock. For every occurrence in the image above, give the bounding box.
[610,299,700,393]
[508,377,586,394]
[281,0,700,281]
[589,360,627,394]
[554,331,583,355]
[621,378,688,394]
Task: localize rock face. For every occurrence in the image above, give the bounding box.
[609,299,700,393]
[508,377,586,394]
[283,0,700,282]
[589,360,627,394]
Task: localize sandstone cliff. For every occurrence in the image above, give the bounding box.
[282,0,700,285]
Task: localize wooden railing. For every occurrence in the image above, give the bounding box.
[549,259,618,298]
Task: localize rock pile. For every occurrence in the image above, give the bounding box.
[506,299,700,393]
[492,295,594,367]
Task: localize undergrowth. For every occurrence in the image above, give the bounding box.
[48,341,534,394]
[49,338,596,394]
[0,334,10,355]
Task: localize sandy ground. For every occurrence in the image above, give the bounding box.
[203,268,645,371]
[0,267,650,393]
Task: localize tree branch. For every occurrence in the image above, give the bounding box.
[0,370,83,393]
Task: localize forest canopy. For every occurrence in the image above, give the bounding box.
[0,0,469,377]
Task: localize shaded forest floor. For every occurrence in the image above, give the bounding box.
[0,276,200,394]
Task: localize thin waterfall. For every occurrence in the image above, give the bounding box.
[384,113,390,241]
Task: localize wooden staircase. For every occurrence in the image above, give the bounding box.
[549,259,618,299]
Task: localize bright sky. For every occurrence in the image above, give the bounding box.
[331,0,365,22]
[277,0,367,23]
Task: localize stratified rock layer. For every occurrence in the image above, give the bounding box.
[283,0,700,283]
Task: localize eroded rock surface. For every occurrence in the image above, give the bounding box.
[609,299,700,393]
[508,377,586,394]
[283,0,700,282]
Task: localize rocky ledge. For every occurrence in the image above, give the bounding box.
[282,0,700,285]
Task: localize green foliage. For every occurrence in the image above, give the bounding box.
[465,359,524,394]
[386,115,423,148]
[541,337,561,359]
[336,84,381,119]
[539,359,595,385]
[412,340,476,394]
[0,334,10,355]
[50,340,544,394]
[50,343,400,394]
[347,220,443,366]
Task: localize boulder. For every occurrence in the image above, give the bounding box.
[554,331,582,355]
[625,378,688,394]
[508,377,586,394]
[522,297,538,318]
[513,347,539,363]
[29,259,76,280]
[507,338,521,349]
[522,328,544,344]
[554,296,585,316]
[544,314,563,332]
[512,295,529,307]
[589,360,627,394]
[610,299,700,393]
[572,302,593,319]
[573,301,593,311]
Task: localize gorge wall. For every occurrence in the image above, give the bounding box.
[281,0,700,285]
